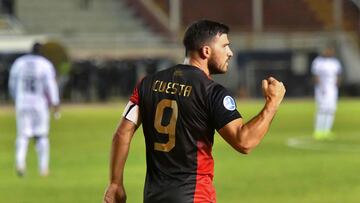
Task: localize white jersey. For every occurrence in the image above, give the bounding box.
[8,54,60,110]
[9,54,60,137]
[311,56,342,109]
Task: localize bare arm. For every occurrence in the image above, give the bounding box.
[336,74,341,87]
[52,105,61,120]
[218,77,286,154]
[103,118,139,203]
[313,75,319,86]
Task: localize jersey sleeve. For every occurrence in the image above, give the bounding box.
[208,84,241,130]
[8,60,20,99]
[129,82,139,105]
[335,59,342,74]
[311,58,320,75]
[43,60,60,106]
[122,81,141,125]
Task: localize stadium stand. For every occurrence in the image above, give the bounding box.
[0,0,359,101]
[16,0,180,58]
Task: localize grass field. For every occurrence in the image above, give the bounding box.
[1,98,360,203]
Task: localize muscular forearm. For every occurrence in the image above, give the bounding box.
[235,76,285,153]
[219,77,285,155]
[109,119,136,186]
[104,119,138,203]
[236,103,277,154]
[110,134,129,186]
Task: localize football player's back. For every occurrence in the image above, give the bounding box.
[10,54,57,109]
[138,64,238,202]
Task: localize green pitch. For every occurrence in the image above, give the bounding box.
[1,99,360,203]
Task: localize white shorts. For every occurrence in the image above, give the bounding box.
[315,87,338,111]
[16,107,49,137]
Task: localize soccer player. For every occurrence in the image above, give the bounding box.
[103,20,286,203]
[311,46,342,140]
[8,42,60,177]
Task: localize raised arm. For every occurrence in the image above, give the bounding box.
[218,77,286,154]
[103,118,139,203]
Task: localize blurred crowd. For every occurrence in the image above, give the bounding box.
[0,54,174,102]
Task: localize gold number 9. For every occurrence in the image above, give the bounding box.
[154,99,178,152]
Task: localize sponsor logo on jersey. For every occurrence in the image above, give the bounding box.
[223,96,236,111]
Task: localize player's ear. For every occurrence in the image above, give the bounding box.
[200,46,211,59]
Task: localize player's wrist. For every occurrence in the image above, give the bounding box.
[264,100,279,113]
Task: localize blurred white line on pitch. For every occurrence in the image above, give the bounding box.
[286,135,360,153]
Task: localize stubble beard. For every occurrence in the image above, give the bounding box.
[208,58,229,75]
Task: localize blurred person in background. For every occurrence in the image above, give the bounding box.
[311,46,342,140]
[103,20,285,203]
[8,42,60,177]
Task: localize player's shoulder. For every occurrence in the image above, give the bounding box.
[11,54,31,69]
[172,64,222,90]
[13,54,29,64]
[140,64,218,92]
[207,81,229,97]
[17,54,50,64]
[151,64,210,77]
[313,56,324,63]
[141,64,203,81]
[173,64,216,87]
[35,55,52,64]
[330,57,341,64]
[311,56,323,70]
[35,56,55,71]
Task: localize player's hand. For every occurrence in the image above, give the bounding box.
[53,105,61,120]
[262,77,286,110]
[54,111,61,120]
[103,183,126,203]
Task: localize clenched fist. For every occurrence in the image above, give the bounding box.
[262,77,286,110]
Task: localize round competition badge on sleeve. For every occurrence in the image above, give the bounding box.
[223,96,236,111]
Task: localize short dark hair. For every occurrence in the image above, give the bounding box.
[31,42,42,54]
[183,20,230,56]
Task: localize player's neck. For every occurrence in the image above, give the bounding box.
[183,57,210,76]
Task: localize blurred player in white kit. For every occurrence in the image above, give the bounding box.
[311,46,342,140]
[8,42,60,177]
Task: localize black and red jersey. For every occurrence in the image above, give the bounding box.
[129,64,241,203]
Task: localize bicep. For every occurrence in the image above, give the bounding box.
[113,118,140,143]
[217,118,245,151]
[114,100,142,141]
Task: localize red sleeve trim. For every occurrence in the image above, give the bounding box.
[129,85,139,104]
[130,79,144,105]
